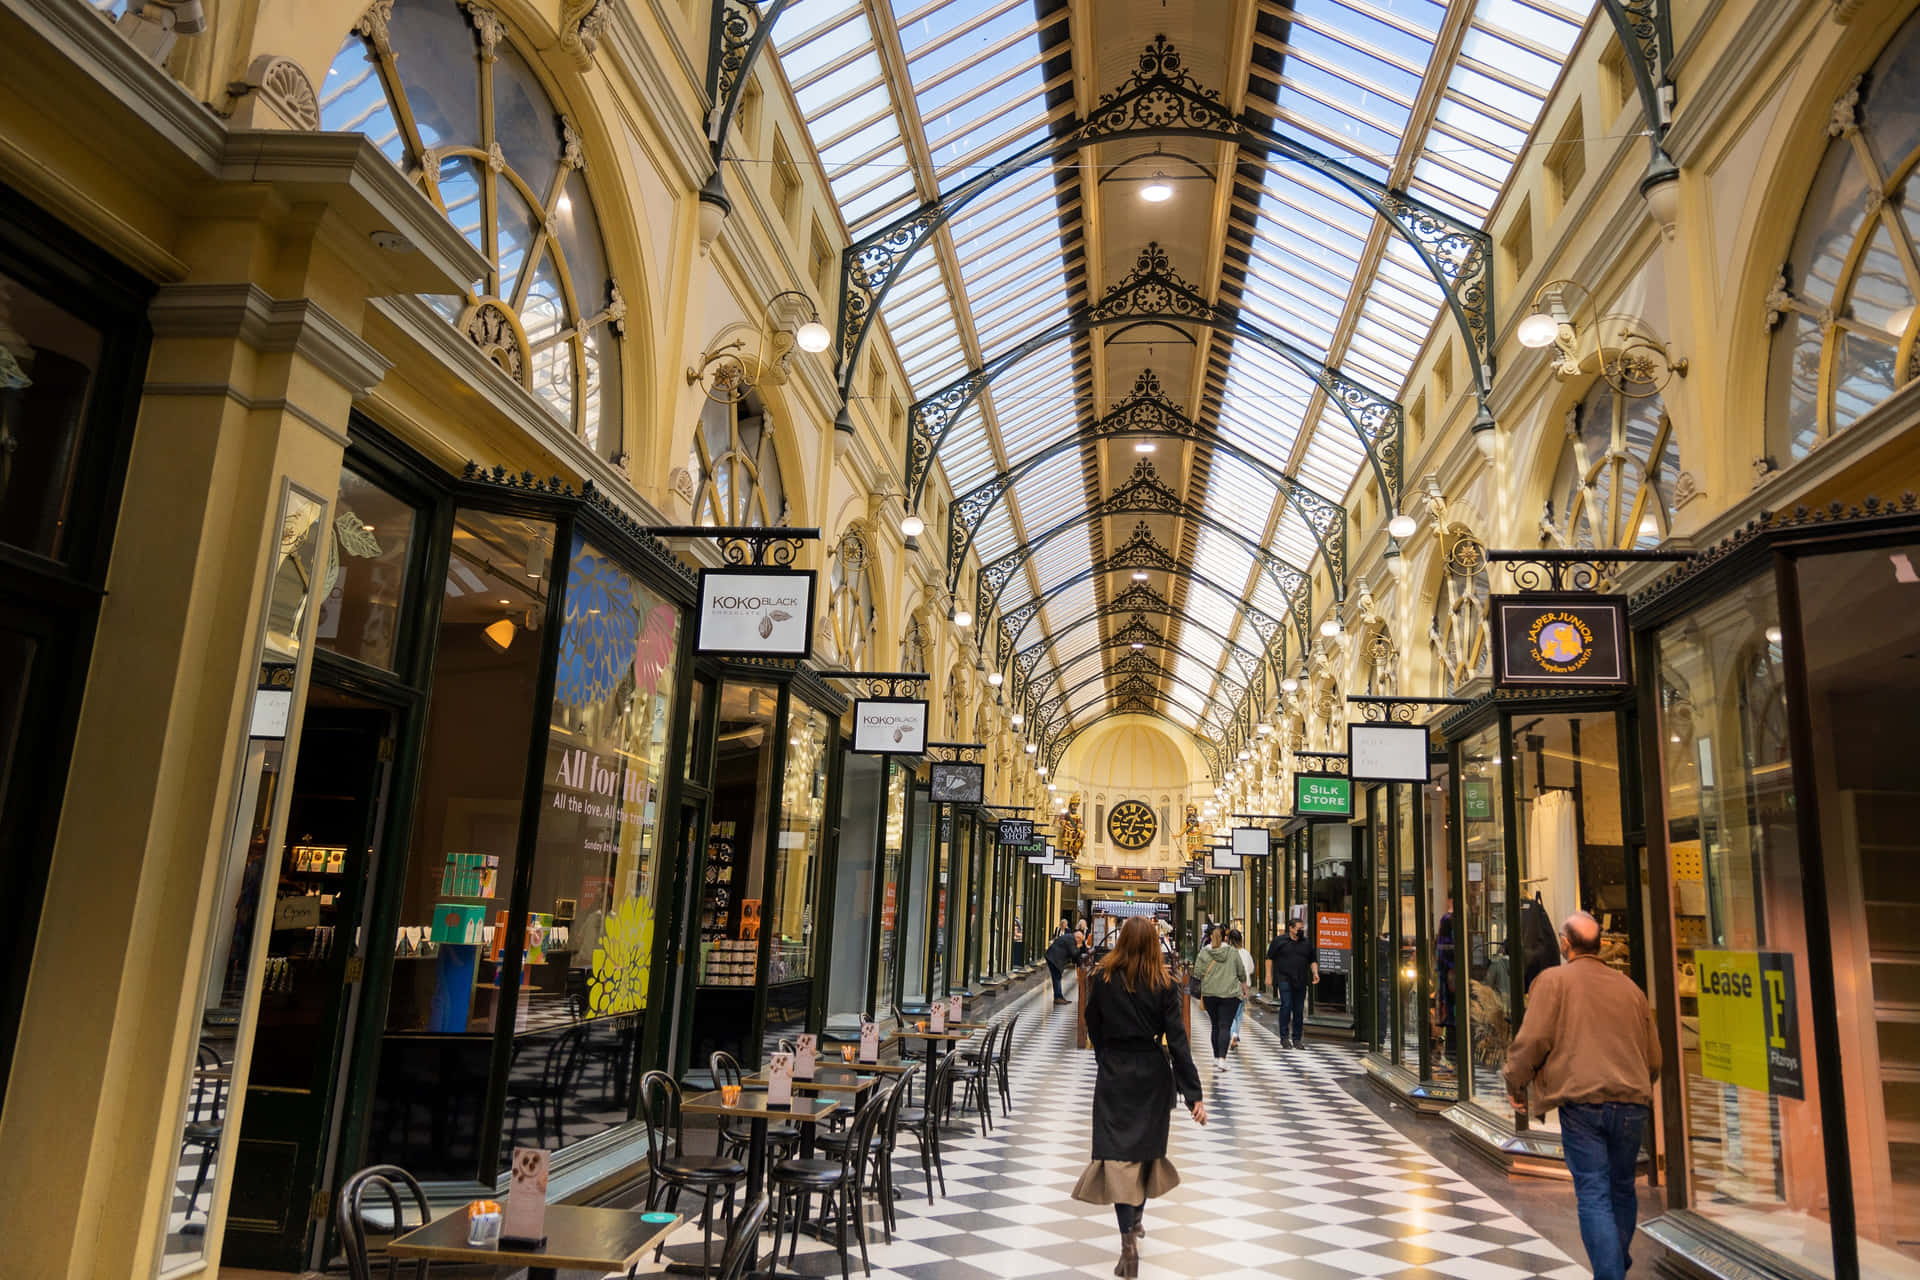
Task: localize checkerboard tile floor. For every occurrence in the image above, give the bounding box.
[631,982,1584,1279]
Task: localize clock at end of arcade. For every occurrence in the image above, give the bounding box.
[1107,799,1157,850]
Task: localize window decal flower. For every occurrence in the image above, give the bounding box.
[588,893,652,1016]
[554,537,638,708]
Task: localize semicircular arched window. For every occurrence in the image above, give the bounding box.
[321,0,624,454]
[1766,12,1920,462]
[1550,378,1678,549]
[688,394,787,527]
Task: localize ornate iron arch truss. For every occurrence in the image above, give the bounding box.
[976,460,1312,653]
[1023,639,1247,731]
[946,368,1349,597]
[1030,658,1239,742]
[839,36,1492,446]
[911,242,1404,515]
[1013,601,1266,693]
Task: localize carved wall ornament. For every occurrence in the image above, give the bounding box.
[560,0,613,68]
[354,0,396,53]
[1829,74,1864,137]
[229,55,321,131]
[460,299,530,383]
[464,2,504,60]
[562,118,587,172]
[1763,270,1794,331]
[669,465,695,506]
[1752,455,1777,487]
[1672,469,1702,508]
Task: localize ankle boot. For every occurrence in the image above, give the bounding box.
[1132,1214,1145,1238]
[1115,1231,1140,1277]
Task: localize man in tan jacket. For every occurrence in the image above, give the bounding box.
[1504,911,1660,1280]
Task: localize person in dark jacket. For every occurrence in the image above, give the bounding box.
[1266,916,1318,1048]
[1073,916,1207,1278]
[1045,925,1076,1003]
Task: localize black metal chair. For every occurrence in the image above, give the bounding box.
[816,1072,911,1244]
[715,1194,771,1280]
[504,1023,586,1148]
[767,1078,888,1280]
[894,1051,960,1201]
[640,1070,747,1277]
[179,1041,225,1227]
[949,1025,998,1133]
[337,1164,430,1280]
[990,1013,1019,1114]
[709,1050,800,1159]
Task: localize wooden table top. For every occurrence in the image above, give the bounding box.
[843,1059,917,1075]
[386,1204,682,1271]
[745,1068,881,1095]
[679,1091,841,1123]
[885,1029,973,1044]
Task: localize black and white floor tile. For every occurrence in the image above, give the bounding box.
[632,982,1584,1279]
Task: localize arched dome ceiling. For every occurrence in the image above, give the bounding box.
[1070,718,1201,794]
[769,0,1588,776]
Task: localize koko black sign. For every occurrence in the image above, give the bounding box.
[850,697,929,754]
[1490,593,1631,690]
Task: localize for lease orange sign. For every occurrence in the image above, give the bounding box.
[1316,911,1351,950]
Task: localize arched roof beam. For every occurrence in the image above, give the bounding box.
[1012,595,1265,690]
[837,34,1493,474]
[1037,707,1225,780]
[946,368,1349,598]
[1020,632,1248,730]
[910,241,1404,517]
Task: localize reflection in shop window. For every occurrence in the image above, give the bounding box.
[319,0,624,454]
[1766,10,1920,463]
[315,465,418,671]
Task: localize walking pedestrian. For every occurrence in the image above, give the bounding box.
[1073,916,1206,1278]
[1503,911,1661,1280]
[1045,923,1075,1004]
[1266,915,1317,1048]
[1228,929,1255,1049]
[1191,925,1247,1073]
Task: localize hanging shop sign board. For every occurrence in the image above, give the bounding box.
[997,818,1035,846]
[1157,880,1178,894]
[1231,826,1270,862]
[1347,723,1430,783]
[1696,949,1805,1099]
[1315,911,1352,974]
[1462,779,1494,821]
[1294,773,1353,819]
[1209,848,1242,872]
[1489,593,1631,689]
[1026,844,1051,865]
[928,761,984,804]
[695,568,818,658]
[850,697,929,754]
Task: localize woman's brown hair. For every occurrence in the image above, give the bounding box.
[1095,916,1170,993]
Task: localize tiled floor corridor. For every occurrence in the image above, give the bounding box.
[633,980,1588,1279]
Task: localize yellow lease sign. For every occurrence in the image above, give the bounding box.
[1696,948,1804,1099]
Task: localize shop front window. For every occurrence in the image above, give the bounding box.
[1372,787,1394,1059]
[315,465,419,672]
[498,533,680,1167]
[1460,723,1510,1115]
[875,763,908,1015]
[320,0,624,453]
[1793,542,1920,1275]
[0,268,102,561]
[764,703,829,1057]
[691,681,778,1071]
[900,785,932,1005]
[1398,784,1421,1070]
[1658,575,1831,1272]
[1765,10,1920,462]
[1429,764,1457,1082]
[827,753,882,1034]
[1507,709,1632,1133]
[1310,823,1354,1017]
[369,508,553,1181]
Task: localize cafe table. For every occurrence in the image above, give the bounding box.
[678,1091,840,1201]
[744,1066,882,1107]
[885,1029,981,1138]
[385,1203,683,1280]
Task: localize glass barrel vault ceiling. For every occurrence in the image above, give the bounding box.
[764,0,1589,751]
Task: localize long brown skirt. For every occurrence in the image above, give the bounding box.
[1070,1158,1181,1206]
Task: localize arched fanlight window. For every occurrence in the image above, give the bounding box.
[688,393,788,527]
[321,0,625,454]
[1765,12,1920,462]
[1429,526,1489,696]
[1550,379,1678,549]
[824,523,875,670]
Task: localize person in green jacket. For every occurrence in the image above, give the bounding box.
[1191,925,1249,1073]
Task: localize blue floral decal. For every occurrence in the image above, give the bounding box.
[554,536,639,708]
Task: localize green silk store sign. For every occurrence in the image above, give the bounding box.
[1294,773,1352,819]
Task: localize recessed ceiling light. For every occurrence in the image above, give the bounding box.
[1131,570,1150,581]
[1134,441,1157,453]
[1140,174,1174,203]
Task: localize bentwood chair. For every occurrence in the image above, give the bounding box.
[640,1070,747,1277]
[815,1074,910,1245]
[895,1052,960,1201]
[180,1041,225,1227]
[767,1078,889,1280]
[715,1194,771,1280]
[709,1050,800,1159]
[337,1164,431,1280]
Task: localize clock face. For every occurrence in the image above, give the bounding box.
[1107,800,1158,850]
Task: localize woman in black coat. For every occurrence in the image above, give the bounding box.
[1072,916,1207,1276]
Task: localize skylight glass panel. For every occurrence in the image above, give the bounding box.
[1274,506,1320,570]
[972,506,1019,561]
[1010,452,1085,530]
[1202,453,1282,534]
[777,2,874,84]
[1030,524,1091,588]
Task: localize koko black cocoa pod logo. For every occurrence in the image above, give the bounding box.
[757,608,792,639]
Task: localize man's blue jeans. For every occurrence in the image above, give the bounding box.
[1048,961,1063,1000]
[1275,983,1306,1042]
[1559,1101,1649,1280]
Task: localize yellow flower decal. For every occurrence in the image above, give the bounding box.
[589,894,654,1016]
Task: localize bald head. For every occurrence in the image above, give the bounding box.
[1563,911,1602,955]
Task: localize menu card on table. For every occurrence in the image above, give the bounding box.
[859,1019,879,1063]
[929,1003,946,1034]
[794,1034,816,1080]
[767,1052,794,1107]
[501,1148,549,1246]
[948,993,963,1025]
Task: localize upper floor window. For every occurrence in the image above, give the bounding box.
[688,395,787,527]
[322,0,624,454]
[1550,378,1677,549]
[1766,11,1920,462]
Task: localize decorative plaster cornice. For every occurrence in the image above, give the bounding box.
[148,284,390,394]
[1664,0,1807,168]
[371,292,669,526]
